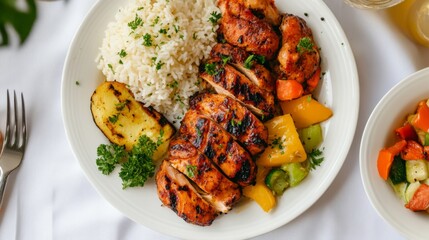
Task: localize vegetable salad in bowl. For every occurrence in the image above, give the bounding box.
[377,98,429,213]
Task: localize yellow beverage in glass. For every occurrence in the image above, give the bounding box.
[388,0,429,47]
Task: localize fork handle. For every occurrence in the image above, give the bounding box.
[0,171,10,210]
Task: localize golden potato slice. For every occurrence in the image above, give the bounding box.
[90,81,176,160]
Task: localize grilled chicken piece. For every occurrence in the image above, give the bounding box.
[190,93,268,155]
[277,14,320,83]
[210,43,274,92]
[218,0,280,60]
[179,110,256,186]
[167,138,242,213]
[199,61,274,118]
[156,161,218,226]
[237,0,281,26]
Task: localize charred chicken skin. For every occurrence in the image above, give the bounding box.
[199,60,275,118]
[218,0,280,60]
[156,161,218,226]
[179,110,256,186]
[277,14,320,83]
[167,137,242,213]
[237,0,281,26]
[210,43,275,93]
[190,93,268,155]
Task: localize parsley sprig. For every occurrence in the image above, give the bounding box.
[308,148,324,170]
[96,134,162,189]
[208,11,221,25]
[244,54,266,69]
[296,37,314,54]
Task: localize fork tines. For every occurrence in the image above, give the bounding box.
[5,90,26,151]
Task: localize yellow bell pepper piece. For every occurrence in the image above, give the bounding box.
[280,94,333,129]
[243,183,276,212]
[256,114,307,167]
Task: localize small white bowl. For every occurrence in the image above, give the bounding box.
[360,67,429,240]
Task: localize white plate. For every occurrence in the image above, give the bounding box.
[360,67,429,240]
[62,0,359,239]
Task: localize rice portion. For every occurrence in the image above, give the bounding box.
[97,0,220,125]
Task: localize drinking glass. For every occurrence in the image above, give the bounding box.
[344,0,405,9]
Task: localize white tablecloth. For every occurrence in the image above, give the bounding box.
[0,0,428,239]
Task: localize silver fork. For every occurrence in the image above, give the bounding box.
[0,90,27,210]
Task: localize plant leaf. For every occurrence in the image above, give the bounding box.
[0,0,37,46]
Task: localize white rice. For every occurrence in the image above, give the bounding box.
[97,0,220,126]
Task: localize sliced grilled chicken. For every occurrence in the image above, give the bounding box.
[217,0,280,60]
[190,93,268,155]
[210,43,274,93]
[167,138,242,213]
[277,14,320,83]
[237,0,281,26]
[156,161,218,226]
[179,110,256,186]
[199,61,274,118]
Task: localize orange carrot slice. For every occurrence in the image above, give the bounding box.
[377,149,395,180]
[276,79,304,101]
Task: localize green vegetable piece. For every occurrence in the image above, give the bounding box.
[265,168,289,195]
[389,155,407,184]
[281,162,309,187]
[405,159,428,183]
[424,132,429,146]
[388,179,408,203]
[405,181,421,203]
[298,124,323,153]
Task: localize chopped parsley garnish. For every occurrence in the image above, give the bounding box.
[128,14,143,31]
[118,49,127,58]
[308,148,324,170]
[167,80,179,89]
[204,63,220,75]
[231,119,242,127]
[159,28,168,34]
[151,16,160,26]
[186,165,197,178]
[75,81,80,86]
[209,11,222,25]
[270,137,284,151]
[220,55,231,65]
[155,61,164,70]
[115,100,128,111]
[108,114,119,124]
[196,126,202,137]
[244,54,265,69]
[296,37,314,54]
[173,25,180,33]
[108,64,115,74]
[142,33,153,47]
